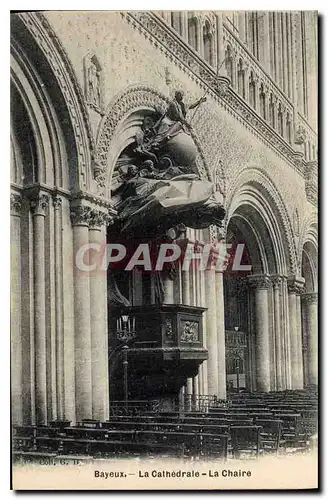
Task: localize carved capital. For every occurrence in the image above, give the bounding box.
[52,194,62,210]
[287,276,305,295]
[70,205,92,227]
[10,193,22,217]
[270,275,282,289]
[301,292,318,304]
[89,209,113,230]
[248,274,271,290]
[30,193,49,217]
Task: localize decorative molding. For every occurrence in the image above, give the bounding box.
[122,11,312,176]
[30,193,49,217]
[304,160,318,206]
[10,193,22,216]
[17,12,95,190]
[71,190,116,214]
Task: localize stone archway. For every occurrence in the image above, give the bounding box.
[224,175,302,393]
[300,222,318,387]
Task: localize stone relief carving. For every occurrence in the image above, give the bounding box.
[295,125,307,145]
[84,53,103,113]
[180,320,199,343]
[10,193,22,216]
[30,193,49,217]
[164,317,173,338]
[293,207,300,237]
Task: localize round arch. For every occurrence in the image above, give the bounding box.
[299,214,318,292]
[11,12,94,192]
[225,167,298,276]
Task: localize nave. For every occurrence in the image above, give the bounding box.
[13,387,318,463]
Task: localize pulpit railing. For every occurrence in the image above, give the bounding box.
[109,400,161,416]
[182,394,226,412]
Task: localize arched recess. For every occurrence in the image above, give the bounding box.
[224,171,296,392]
[223,198,279,393]
[300,217,318,292]
[11,12,94,192]
[226,167,298,276]
[95,84,212,198]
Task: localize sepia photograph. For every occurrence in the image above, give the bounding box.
[10,9,318,490]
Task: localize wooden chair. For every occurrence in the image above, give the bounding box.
[255,419,283,454]
[230,425,262,459]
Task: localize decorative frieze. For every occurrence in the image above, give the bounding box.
[305,160,318,206]
[10,193,22,216]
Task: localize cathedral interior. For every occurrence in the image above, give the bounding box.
[11,11,318,461]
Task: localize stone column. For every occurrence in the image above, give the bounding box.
[215,12,227,76]
[272,276,283,390]
[259,12,271,73]
[30,192,49,424]
[294,12,305,114]
[196,15,202,55]
[70,205,92,421]
[281,277,291,388]
[287,277,304,389]
[200,260,208,394]
[276,12,283,90]
[215,270,226,400]
[205,268,219,395]
[249,275,271,392]
[296,286,304,388]
[302,293,318,386]
[11,193,23,425]
[192,374,199,409]
[89,210,110,421]
[52,195,64,420]
[186,378,193,410]
[180,11,188,40]
[238,12,246,43]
